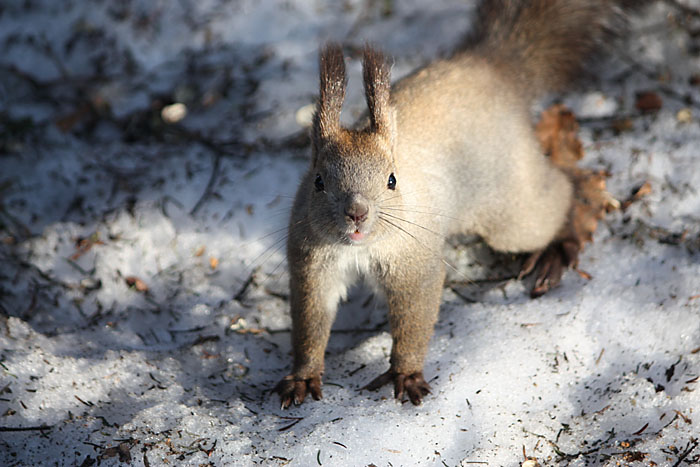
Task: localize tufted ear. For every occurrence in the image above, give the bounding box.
[312,43,347,148]
[362,45,395,142]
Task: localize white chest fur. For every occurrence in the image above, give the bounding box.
[320,244,378,316]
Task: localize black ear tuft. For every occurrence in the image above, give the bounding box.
[313,42,347,142]
[362,45,393,136]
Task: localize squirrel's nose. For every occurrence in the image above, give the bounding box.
[344,199,369,224]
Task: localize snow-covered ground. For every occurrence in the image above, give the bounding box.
[1,1,699,465]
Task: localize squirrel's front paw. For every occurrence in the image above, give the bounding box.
[273,374,323,409]
[520,238,579,298]
[363,370,431,405]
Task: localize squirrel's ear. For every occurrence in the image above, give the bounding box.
[362,45,394,141]
[313,43,347,145]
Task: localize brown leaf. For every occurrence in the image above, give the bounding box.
[674,410,692,424]
[536,105,618,253]
[635,91,663,113]
[99,442,133,463]
[611,118,634,133]
[209,257,219,270]
[125,276,148,292]
[194,245,206,257]
[622,452,647,462]
[621,181,652,210]
[535,104,583,168]
[70,233,105,261]
[55,103,92,133]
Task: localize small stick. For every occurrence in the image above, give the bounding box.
[0,425,52,432]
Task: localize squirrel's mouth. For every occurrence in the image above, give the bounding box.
[349,229,365,241]
[347,229,366,243]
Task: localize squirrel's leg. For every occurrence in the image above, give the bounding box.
[365,258,445,405]
[274,260,343,409]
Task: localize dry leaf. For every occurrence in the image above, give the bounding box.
[70,233,105,261]
[621,452,647,462]
[611,118,634,133]
[194,245,206,257]
[125,276,148,292]
[201,350,220,359]
[536,105,618,249]
[209,257,219,270]
[525,104,620,296]
[55,103,92,133]
[635,91,662,113]
[621,181,652,210]
[535,104,583,167]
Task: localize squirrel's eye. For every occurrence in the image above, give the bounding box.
[387,173,396,190]
[314,174,325,192]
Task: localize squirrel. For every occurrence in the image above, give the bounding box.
[274,0,643,408]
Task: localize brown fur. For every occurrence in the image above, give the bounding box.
[274,0,643,409]
[312,43,347,154]
[462,0,630,97]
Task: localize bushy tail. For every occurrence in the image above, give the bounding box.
[461,0,644,97]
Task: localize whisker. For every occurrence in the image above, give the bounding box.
[377,216,440,257]
[378,211,444,238]
[375,187,432,205]
[258,255,289,291]
[247,225,289,244]
[377,217,472,284]
[246,234,288,271]
[380,206,465,223]
[235,215,342,298]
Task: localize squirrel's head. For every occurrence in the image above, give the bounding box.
[305,43,399,245]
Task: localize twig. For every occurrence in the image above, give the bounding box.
[447,274,518,287]
[277,416,303,432]
[449,286,477,304]
[234,271,256,302]
[672,438,699,467]
[190,152,222,216]
[523,429,610,461]
[0,425,52,432]
[0,205,32,238]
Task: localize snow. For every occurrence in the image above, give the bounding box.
[1,0,699,466]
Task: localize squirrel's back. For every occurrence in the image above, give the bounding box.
[387,0,644,249]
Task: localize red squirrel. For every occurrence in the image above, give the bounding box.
[275,0,643,407]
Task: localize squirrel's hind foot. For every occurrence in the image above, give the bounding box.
[520,238,580,298]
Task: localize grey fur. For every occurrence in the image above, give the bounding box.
[274,0,637,408]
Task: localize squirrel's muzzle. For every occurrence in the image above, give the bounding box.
[343,194,369,225]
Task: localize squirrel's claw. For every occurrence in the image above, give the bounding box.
[523,238,580,298]
[364,370,431,405]
[274,374,323,409]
